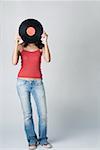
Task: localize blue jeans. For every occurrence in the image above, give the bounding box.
[16,78,48,146]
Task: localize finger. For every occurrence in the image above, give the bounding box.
[45,32,48,36]
[43,30,47,36]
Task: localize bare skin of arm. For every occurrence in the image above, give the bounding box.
[41,32,51,63]
[12,35,23,65]
[42,41,51,62]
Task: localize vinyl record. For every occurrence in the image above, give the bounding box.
[19,18,43,43]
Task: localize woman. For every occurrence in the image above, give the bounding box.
[12,31,52,150]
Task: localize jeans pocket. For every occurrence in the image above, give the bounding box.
[35,79,43,86]
[16,78,27,86]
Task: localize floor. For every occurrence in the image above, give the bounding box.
[0,128,100,150]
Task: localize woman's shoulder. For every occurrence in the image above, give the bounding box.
[39,48,43,52]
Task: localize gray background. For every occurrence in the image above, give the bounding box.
[0,0,100,149]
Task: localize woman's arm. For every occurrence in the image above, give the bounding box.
[41,32,51,62]
[12,35,23,65]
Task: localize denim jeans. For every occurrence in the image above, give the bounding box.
[16,78,48,146]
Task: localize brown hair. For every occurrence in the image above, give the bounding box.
[23,39,44,49]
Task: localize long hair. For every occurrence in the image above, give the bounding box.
[23,39,44,49]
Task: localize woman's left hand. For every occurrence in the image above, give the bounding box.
[41,31,48,44]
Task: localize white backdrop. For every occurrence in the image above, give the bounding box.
[0,0,100,149]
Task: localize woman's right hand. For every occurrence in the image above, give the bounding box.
[15,34,23,45]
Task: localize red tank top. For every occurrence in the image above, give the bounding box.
[17,49,43,79]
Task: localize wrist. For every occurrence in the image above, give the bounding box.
[15,43,19,48]
[15,43,19,51]
[44,41,48,45]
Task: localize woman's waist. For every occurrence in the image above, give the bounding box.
[18,67,42,74]
[17,77,42,81]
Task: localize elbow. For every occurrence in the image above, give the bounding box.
[47,56,51,63]
[12,61,18,65]
[44,55,51,63]
[12,62,17,65]
[45,58,51,63]
[12,57,18,65]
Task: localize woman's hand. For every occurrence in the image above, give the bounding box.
[41,31,48,45]
[15,34,23,45]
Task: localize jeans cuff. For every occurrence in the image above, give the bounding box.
[29,140,37,146]
[38,137,48,145]
[28,137,37,145]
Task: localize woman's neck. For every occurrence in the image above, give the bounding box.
[28,43,35,46]
[24,43,38,50]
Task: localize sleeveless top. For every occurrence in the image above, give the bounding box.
[17,49,43,79]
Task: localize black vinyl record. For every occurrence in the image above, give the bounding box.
[19,18,43,43]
